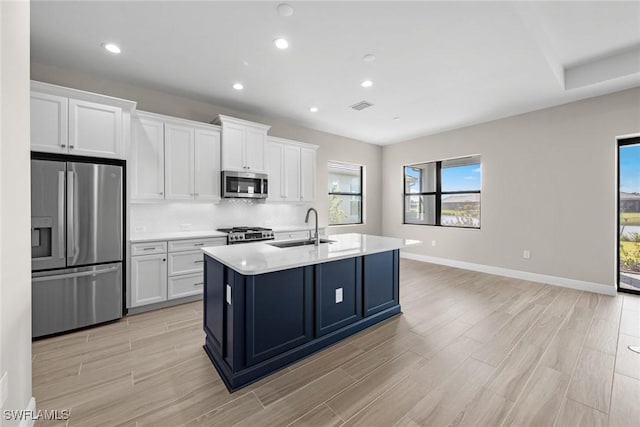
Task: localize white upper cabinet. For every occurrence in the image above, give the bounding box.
[68,99,122,158]
[215,115,270,173]
[30,92,68,154]
[130,111,221,202]
[131,116,165,200]
[266,136,318,203]
[30,81,135,159]
[194,128,221,200]
[164,122,195,200]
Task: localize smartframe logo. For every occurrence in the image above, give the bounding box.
[3,409,70,422]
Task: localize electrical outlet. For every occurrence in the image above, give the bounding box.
[335,288,343,304]
[226,285,232,305]
[180,223,192,231]
[431,240,436,247]
[134,226,146,233]
[523,250,531,259]
[1,371,8,407]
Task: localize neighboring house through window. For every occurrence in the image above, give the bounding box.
[328,161,363,225]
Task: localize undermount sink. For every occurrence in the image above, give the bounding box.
[267,238,335,248]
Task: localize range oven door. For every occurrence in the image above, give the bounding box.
[222,171,268,199]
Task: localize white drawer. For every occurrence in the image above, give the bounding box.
[168,237,227,253]
[168,273,203,299]
[168,250,204,276]
[274,230,309,241]
[131,241,167,256]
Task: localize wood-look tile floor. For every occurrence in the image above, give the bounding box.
[33,259,640,427]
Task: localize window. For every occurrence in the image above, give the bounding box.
[328,161,363,225]
[404,155,481,228]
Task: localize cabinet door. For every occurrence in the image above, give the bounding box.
[69,99,123,158]
[300,147,316,202]
[283,145,301,200]
[363,250,399,316]
[245,127,266,172]
[30,92,68,154]
[194,128,221,200]
[131,117,165,200]
[315,257,362,336]
[131,254,167,307]
[164,123,195,200]
[221,122,245,171]
[266,141,285,201]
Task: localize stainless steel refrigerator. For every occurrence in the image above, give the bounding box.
[31,157,124,338]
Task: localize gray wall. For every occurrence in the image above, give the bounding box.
[31,62,383,235]
[1,0,33,421]
[383,88,640,289]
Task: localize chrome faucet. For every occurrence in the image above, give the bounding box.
[305,207,319,246]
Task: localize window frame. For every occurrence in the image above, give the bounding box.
[328,161,364,226]
[403,156,481,229]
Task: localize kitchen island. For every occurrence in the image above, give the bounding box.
[201,233,419,391]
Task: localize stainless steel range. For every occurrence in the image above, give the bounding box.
[217,226,274,245]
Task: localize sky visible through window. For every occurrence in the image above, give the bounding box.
[620,144,640,193]
[442,164,481,192]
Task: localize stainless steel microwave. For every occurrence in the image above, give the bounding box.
[222,171,268,199]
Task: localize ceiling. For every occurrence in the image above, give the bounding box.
[30,1,640,145]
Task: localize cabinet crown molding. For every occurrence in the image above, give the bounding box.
[214,114,271,132]
[31,80,137,111]
[135,110,221,131]
[267,136,319,150]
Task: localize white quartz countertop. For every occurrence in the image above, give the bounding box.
[130,230,227,243]
[129,225,326,243]
[201,233,420,275]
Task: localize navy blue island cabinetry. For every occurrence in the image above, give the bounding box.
[201,235,408,392]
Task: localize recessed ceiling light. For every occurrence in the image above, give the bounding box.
[273,38,289,50]
[309,107,319,113]
[277,3,294,17]
[232,83,244,91]
[102,43,121,54]
[363,54,376,62]
[361,80,373,88]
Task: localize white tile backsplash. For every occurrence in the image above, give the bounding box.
[130,200,313,234]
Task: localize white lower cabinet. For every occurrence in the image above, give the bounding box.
[130,236,226,309]
[168,273,204,299]
[130,253,167,307]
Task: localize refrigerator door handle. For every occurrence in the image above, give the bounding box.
[57,170,66,259]
[32,265,120,282]
[66,170,75,262]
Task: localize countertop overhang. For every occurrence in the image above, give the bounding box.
[201,233,420,275]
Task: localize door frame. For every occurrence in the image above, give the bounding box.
[617,134,640,295]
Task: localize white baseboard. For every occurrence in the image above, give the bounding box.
[400,252,616,296]
[18,397,36,427]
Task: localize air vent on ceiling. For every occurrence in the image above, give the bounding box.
[350,101,374,111]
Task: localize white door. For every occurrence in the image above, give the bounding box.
[131,254,167,307]
[69,99,123,158]
[245,127,266,172]
[30,92,68,154]
[221,122,245,171]
[194,128,221,200]
[131,117,165,200]
[300,147,316,202]
[164,123,195,200]
[267,141,285,201]
[283,145,301,201]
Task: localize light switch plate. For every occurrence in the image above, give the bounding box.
[226,285,232,305]
[335,288,343,304]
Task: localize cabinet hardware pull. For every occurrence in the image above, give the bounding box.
[142,247,156,251]
[159,192,164,195]
[194,243,205,246]
[194,283,203,286]
[69,144,75,149]
[162,258,166,262]
[194,260,204,263]
[60,144,66,148]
